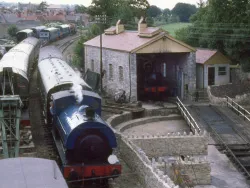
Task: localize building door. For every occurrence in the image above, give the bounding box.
[208,67,215,86]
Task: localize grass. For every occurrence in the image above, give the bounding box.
[161,22,192,37]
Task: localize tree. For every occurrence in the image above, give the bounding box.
[163,8,171,17]
[37,1,48,12]
[75,5,87,13]
[147,5,162,18]
[88,0,150,19]
[175,0,250,72]
[171,3,197,22]
[146,17,154,27]
[7,25,19,38]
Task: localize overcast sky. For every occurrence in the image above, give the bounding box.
[4,0,200,9]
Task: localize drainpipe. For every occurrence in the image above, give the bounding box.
[128,53,132,102]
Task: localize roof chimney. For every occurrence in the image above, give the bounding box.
[138,17,147,34]
[116,20,124,34]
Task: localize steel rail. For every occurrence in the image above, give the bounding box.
[207,122,250,179]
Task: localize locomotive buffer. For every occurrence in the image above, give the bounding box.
[0,68,23,158]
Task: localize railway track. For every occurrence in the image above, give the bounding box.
[58,35,81,53]
[189,105,250,180]
[102,100,145,119]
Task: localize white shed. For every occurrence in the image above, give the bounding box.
[196,49,231,89]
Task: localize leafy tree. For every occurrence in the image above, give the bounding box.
[75,5,87,13]
[88,0,150,19]
[37,1,48,12]
[171,3,197,22]
[7,25,19,38]
[146,17,154,27]
[147,5,162,18]
[175,0,250,72]
[163,8,171,17]
[73,24,101,67]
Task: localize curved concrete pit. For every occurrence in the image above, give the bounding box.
[117,114,191,136]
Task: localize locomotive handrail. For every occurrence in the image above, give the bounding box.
[225,96,250,122]
[176,97,201,134]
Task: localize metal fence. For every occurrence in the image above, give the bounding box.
[225,96,250,122]
[176,97,201,134]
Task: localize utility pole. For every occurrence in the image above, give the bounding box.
[95,14,107,94]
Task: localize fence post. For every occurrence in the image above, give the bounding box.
[227,96,228,107]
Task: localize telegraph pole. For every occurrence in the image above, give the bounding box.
[95,14,106,94]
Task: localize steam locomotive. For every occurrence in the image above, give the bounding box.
[38,46,121,185]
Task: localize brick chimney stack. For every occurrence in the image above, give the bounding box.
[138,17,147,34]
[116,19,124,34]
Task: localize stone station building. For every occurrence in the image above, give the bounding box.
[84,18,196,102]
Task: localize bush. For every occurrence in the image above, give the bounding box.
[7,25,19,38]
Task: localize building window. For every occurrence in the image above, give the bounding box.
[119,66,124,82]
[109,64,113,80]
[91,60,94,71]
[218,67,226,75]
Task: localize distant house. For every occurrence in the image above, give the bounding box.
[196,49,232,89]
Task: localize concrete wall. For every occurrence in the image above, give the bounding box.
[204,64,230,88]
[129,131,208,158]
[84,46,138,101]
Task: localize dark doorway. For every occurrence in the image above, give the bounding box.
[208,67,215,86]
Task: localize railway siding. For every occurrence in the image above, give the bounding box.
[187,104,250,181]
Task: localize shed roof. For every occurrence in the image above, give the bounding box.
[84,30,195,53]
[0,157,68,188]
[196,49,231,65]
[196,49,218,64]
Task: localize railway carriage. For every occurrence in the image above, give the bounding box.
[16,29,35,43]
[0,37,41,107]
[31,26,47,38]
[40,27,60,42]
[55,24,70,38]
[38,46,121,185]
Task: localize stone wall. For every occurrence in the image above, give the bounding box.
[129,131,208,158]
[208,86,250,105]
[84,46,138,102]
[153,157,211,185]
[117,134,177,188]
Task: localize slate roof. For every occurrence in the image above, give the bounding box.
[84,30,195,52]
[196,49,217,64]
[84,30,166,52]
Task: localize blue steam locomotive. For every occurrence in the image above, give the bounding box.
[38,46,121,185]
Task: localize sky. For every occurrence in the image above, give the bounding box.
[3,0,200,9]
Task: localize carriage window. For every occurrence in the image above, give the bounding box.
[91,60,94,71]
[119,66,124,82]
[109,64,113,80]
